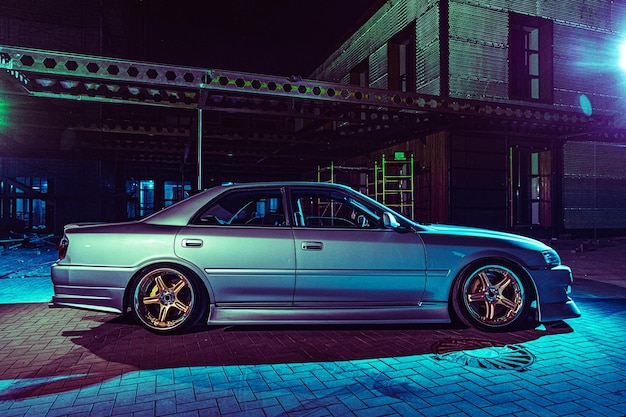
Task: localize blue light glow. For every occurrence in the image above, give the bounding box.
[579,94,593,116]
[619,40,626,71]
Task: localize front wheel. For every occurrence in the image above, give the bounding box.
[130,265,206,334]
[452,261,533,332]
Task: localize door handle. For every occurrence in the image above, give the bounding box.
[182,239,203,248]
[301,241,323,250]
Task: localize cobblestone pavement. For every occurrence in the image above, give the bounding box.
[0,241,625,416]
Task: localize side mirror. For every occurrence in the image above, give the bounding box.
[383,212,401,229]
[383,212,411,233]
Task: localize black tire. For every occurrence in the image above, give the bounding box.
[452,261,533,332]
[130,264,206,334]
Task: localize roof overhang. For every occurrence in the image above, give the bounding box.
[0,45,617,182]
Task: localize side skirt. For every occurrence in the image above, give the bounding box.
[206,303,450,325]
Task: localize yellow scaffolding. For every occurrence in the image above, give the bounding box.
[370,152,414,219]
[317,162,370,194]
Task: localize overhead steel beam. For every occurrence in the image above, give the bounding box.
[0,44,620,183]
[0,45,615,130]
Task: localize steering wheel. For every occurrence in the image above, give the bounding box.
[357,214,369,228]
[245,212,262,224]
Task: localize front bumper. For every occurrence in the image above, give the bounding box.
[532,264,581,322]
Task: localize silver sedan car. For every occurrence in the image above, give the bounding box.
[51,182,580,334]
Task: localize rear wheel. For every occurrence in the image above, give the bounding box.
[452,261,532,331]
[130,265,206,334]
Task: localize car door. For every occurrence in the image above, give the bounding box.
[290,186,426,305]
[175,187,296,304]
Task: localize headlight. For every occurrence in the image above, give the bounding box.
[541,249,561,267]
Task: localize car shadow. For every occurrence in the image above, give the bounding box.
[1,308,574,400]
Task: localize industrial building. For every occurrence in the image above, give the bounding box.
[1,0,625,240]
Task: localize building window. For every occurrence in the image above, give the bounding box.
[388,24,416,92]
[509,146,551,227]
[164,181,191,207]
[0,177,49,235]
[350,59,369,87]
[125,179,155,219]
[509,13,553,102]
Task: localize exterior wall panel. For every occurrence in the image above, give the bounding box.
[448,2,508,99]
[563,141,626,230]
[449,134,508,230]
[449,41,508,99]
[311,0,440,87]
[552,24,621,114]
[312,0,626,234]
[370,45,389,89]
[415,5,441,94]
[447,0,624,114]
[0,1,101,54]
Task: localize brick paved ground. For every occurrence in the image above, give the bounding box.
[0,242,625,416]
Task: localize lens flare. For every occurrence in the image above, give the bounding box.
[620,41,626,71]
[579,94,593,116]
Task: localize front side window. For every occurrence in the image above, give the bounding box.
[291,189,381,229]
[194,189,285,226]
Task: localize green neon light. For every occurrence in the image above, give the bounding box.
[0,98,10,129]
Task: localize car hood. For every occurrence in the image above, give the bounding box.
[419,223,551,251]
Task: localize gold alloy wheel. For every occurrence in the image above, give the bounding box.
[132,267,196,332]
[461,265,525,328]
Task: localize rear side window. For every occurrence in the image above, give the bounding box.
[193,189,285,226]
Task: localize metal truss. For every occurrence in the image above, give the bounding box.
[0,45,615,133]
[1,44,620,185]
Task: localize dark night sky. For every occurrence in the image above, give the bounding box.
[135,0,382,77]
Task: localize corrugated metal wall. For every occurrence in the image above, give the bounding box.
[311,0,441,95]
[563,141,626,229]
[415,4,441,94]
[448,2,508,100]
[313,0,626,114]
[552,25,621,115]
[0,0,102,54]
[449,134,508,230]
[370,45,389,89]
[448,0,626,113]
[311,0,626,232]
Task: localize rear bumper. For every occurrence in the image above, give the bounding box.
[50,263,131,314]
[49,291,124,314]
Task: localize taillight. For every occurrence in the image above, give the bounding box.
[58,235,69,260]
